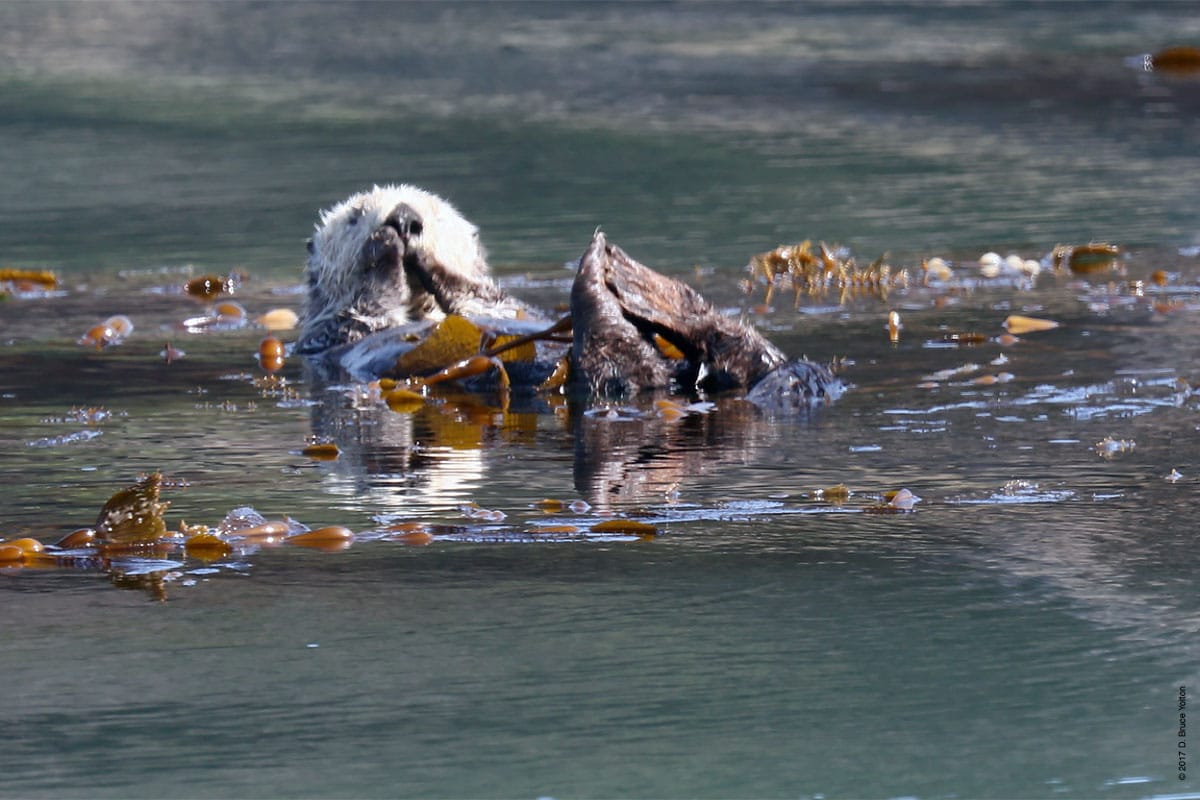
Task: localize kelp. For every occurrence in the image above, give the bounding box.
[95,472,170,545]
[747,241,910,305]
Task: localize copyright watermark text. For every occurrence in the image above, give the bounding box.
[1179,685,1188,781]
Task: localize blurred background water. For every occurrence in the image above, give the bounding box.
[2,2,1200,798]
[1,0,1198,276]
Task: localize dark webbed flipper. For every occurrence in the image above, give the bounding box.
[569,233,675,395]
[569,231,841,406]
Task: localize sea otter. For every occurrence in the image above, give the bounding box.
[298,184,842,409]
[298,184,526,353]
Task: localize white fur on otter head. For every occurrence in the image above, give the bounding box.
[298,184,503,353]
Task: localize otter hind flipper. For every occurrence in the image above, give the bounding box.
[570,232,790,396]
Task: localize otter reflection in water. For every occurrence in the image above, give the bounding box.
[297,185,843,411]
[305,385,820,513]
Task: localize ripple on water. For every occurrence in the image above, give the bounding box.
[25,429,104,448]
[1010,378,1187,421]
[946,480,1076,506]
[110,557,184,576]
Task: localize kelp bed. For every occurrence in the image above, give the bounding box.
[3,239,1199,600]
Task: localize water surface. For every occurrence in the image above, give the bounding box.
[2,3,1200,798]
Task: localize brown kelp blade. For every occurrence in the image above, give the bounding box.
[395,315,485,375]
[95,473,170,544]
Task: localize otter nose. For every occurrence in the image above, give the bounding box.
[384,203,424,240]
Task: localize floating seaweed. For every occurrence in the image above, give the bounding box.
[380,315,550,409]
[1149,45,1200,75]
[538,357,571,393]
[865,488,922,514]
[0,544,25,564]
[747,241,909,305]
[887,311,902,343]
[0,267,60,299]
[95,472,170,546]
[107,315,134,337]
[1003,315,1060,335]
[184,531,232,561]
[300,441,340,461]
[383,387,426,412]
[379,521,436,546]
[78,315,134,349]
[1051,243,1121,274]
[214,301,246,323]
[56,528,97,548]
[385,314,569,402]
[3,462,949,599]
[0,538,44,564]
[921,258,954,283]
[589,519,657,536]
[256,308,299,331]
[396,315,489,375]
[258,336,286,372]
[286,526,354,552]
[79,323,119,349]
[460,503,507,522]
[185,273,238,300]
[816,484,851,503]
[940,331,989,346]
[653,398,715,421]
[183,301,250,332]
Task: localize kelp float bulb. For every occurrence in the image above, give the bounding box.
[186,274,234,300]
[286,526,355,551]
[256,308,299,331]
[258,336,285,372]
[55,528,97,548]
[79,322,118,349]
[0,537,45,565]
[78,315,135,349]
[214,301,247,324]
[105,315,134,338]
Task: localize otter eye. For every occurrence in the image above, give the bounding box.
[306,238,314,255]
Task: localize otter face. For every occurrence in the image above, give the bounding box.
[298,184,491,352]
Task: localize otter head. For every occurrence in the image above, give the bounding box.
[297,184,490,353]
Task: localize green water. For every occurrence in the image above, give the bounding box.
[2,2,1200,798]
